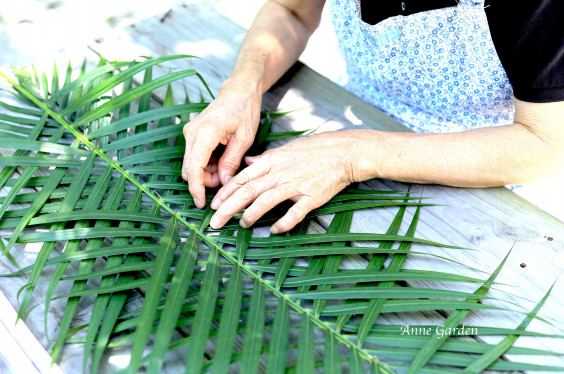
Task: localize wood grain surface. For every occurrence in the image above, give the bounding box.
[1,2,563,373]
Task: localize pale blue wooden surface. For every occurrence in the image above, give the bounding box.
[0,2,563,373]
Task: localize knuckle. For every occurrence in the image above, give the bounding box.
[214,188,228,201]
[239,184,256,200]
[261,150,274,163]
[184,159,196,174]
[190,120,212,134]
[222,156,241,169]
[196,126,214,138]
[188,183,201,194]
[289,205,307,220]
[240,134,254,149]
[234,171,250,185]
[184,120,202,136]
[257,191,275,208]
[277,221,292,233]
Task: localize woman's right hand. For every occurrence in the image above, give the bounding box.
[181,75,262,209]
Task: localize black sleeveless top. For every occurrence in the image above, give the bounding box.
[360,0,564,103]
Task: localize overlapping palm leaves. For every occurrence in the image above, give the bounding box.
[0,56,562,373]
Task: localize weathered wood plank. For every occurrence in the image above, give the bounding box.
[0,290,64,374]
[1,2,562,373]
[86,3,564,371]
[0,51,195,374]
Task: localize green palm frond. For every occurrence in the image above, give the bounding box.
[0,57,562,374]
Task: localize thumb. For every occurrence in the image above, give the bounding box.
[218,138,248,185]
[244,154,262,165]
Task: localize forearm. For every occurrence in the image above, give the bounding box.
[349,123,564,188]
[206,100,563,232]
[225,0,324,94]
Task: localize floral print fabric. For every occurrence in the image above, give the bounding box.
[328,0,564,220]
[329,0,515,133]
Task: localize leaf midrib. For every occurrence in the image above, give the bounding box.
[0,71,395,373]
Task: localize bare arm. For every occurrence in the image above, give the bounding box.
[209,99,564,232]
[351,99,564,187]
[182,0,325,208]
[197,1,564,232]
[233,0,326,94]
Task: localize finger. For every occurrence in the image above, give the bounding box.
[271,197,319,234]
[204,170,220,188]
[239,184,296,228]
[209,176,277,229]
[210,158,269,210]
[204,156,220,188]
[218,137,252,185]
[181,126,195,182]
[244,154,263,166]
[183,129,218,208]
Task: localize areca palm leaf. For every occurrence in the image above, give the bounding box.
[0,58,562,374]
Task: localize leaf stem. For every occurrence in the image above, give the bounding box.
[0,70,394,373]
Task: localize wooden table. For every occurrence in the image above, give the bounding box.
[1,2,563,373]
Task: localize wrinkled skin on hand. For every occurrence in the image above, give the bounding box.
[181,77,261,208]
[209,131,357,234]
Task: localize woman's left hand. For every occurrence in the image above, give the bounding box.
[208,131,359,233]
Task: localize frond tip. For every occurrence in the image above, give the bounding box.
[0,58,561,374]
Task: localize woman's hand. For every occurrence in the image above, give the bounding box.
[181,0,326,209]
[182,76,262,208]
[208,131,359,233]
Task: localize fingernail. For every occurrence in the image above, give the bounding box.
[210,215,220,229]
[270,226,280,235]
[224,175,232,184]
[210,197,221,210]
[239,219,248,229]
[193,197,201,208]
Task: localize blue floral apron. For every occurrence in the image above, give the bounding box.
[329,0,515,133]
[329,0,564,220]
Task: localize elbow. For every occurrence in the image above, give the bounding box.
[545,143,564,176]
[512,99,564,184]
[506,129,564,186]
[529,127,564,181]
[270,0,324,36]
[540,145,564,180]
